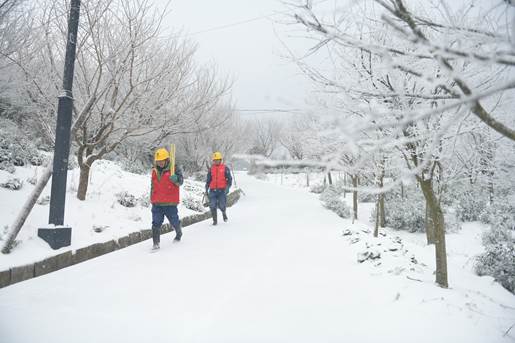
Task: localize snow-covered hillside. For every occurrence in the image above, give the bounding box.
[0,172,513,343]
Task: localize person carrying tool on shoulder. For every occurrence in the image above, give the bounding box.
[150,148,183,249]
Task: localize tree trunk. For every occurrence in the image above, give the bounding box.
[420,179,448,288]
[306,170,310,187]
[377,159,385,228]
[425,200,436,244]
[327,171,333,185]
[375,192,385,233]
[77,164,91,200]
[379,193,385,228]
[374,197,380,237]
[343,173,347,198]
[352,175,358,220]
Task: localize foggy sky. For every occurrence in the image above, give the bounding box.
[157,0,315,116]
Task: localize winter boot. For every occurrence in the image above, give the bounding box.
[152,226,161,246]
[211,209,218,226]
[222,211,228,222]
[173,223,182,242]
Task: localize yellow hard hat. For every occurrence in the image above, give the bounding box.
[155,148,170,161]
[212,151,223,160]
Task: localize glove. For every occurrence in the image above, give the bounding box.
[225,187,230,195]
[170,174,180,184]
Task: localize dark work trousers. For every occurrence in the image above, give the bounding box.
[208,189,227,213]
[151,204,181,243]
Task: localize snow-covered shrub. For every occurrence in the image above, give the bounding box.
[309,183,326,194]
[444,209,462,233]
[377,191,425,232]
[0,119,42,170]
[182,180,205,196]
[455,195,488,222]
[0,162,15,173]
[191,171,207,182]
[320,186,351,218]
[358,191,376,203]
[0,177,23,190]
[476,243,515,294]
[319,185,333,202]
[371,190,460,233]
[480,201,515,231]
[182,194,204,212]
[482,224,514,247]
[476,229,515,294]
[29,154,43,166]
[116,191,137,207]
[119,159,147,174]
[452,184,489,222]
[475,200,515,294]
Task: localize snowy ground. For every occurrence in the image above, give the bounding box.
[0,160,205,270]
[0,172,514,342]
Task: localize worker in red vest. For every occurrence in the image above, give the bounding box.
[150,148,183,249]
[205,151,232,225]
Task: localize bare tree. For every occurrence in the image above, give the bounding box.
[281,0,515,288]
[0,0,30,56]
[247,118,282,158]
[292,0,515,141]
[0,0,33,102]
[14,0,231,200]
[175,103,245,173]
[279,113,322,160]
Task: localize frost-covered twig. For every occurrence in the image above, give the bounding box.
[504,322,515,337]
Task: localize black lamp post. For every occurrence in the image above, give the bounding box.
[38,0,81,250]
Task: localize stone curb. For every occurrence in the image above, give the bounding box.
[0,189,243,289]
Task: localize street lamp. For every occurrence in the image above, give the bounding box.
[38,0,81,250]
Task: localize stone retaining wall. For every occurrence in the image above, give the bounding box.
[0,190,242,289]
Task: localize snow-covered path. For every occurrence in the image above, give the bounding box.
[0,174,514,343]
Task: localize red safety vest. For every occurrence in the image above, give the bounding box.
[209,164,227,190]
[151,168,180,204]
